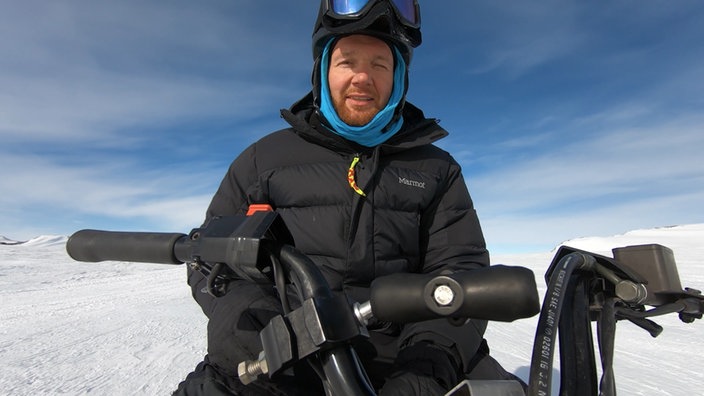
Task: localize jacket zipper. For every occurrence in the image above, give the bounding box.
[347,155,366,197]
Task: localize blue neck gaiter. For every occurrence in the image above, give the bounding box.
[319,39,406,147]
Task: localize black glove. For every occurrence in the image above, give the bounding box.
[379,371,447,396]
[206,281,283,377]
[379,341,461,396]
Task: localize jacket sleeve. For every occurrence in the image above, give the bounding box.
[400,156,490,374]
[187,143,261,319]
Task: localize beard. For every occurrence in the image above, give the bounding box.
[331,95,383,127]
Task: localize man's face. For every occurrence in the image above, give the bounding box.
[327,34,395,126]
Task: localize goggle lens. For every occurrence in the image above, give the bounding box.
[390,0,418,25]
[331,0,370,15]
[329,0,418,26]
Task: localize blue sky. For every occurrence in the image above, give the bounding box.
[2,1,703,253]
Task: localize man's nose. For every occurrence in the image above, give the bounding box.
[351,69,372,85]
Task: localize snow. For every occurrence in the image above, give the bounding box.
[1,225,703,395]
[0,235,23,245]
[1,240,207,395]
[487,224,704,395]
[21,235,68,247]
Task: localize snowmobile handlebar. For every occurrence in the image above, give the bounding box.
[66,213,540,395]
[66,213,704,395]
[368,266,539,323]
[67,229,189,264]
[66,216,541,324]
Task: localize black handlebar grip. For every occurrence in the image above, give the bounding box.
[370,265,540,323]
[66,229,188,264]
[453,265,540,322]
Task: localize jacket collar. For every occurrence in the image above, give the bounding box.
[280,91,448,154]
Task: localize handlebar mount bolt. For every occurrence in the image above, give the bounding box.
[238,351,269,385]
[433,285,455,306]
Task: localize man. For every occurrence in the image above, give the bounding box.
[175,1,520,395]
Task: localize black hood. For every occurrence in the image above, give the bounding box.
[280,92,448,154]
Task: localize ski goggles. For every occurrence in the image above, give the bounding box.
[324,0,420,29]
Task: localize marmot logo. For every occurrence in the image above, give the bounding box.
[399,177,426,189]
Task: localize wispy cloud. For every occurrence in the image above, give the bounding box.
[2,1,703,252]
[470,111,704,252]
[0,1,312,239]
[420,1,704,252]
[0,151,215,235]
[482,187,704,254]
[0,1,310,143]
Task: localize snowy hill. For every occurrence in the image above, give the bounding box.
[554,224,703,256]
[22,235,68,247]
[1,225,702,395]
[0,234,67,246]
[0,235,23,245]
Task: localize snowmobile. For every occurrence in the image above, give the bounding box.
[67,210,703,395]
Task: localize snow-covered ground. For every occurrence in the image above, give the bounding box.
[1,235,207,395]
[488,224,704,395]
[1,225,702,395]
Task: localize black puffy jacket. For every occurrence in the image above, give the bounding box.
[188,92,490,380]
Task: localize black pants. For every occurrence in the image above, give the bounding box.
[172,355,321,396]
[172,342,524,395]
